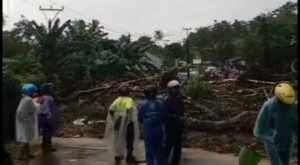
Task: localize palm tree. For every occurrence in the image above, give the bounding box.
[154,30,164,42]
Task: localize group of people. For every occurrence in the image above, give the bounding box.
[106,80,298,165]
[104,80,185,165]
[5,80,297,165]
[15,83,60,161]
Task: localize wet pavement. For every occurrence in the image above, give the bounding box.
[15,137,270,165]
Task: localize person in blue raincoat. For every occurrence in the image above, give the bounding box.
[163,80,185,165]
[253,82,297,165]
[138,85,165,165]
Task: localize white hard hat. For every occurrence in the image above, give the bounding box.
[167,80,180,88]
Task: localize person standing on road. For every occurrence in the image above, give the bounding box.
[138,85,165,165]
[162,80,185,165]
[37,83,60,153]
[253,82,297,165]
[15,83,41,160]
[104,85,140,163]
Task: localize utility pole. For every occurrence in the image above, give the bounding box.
[259,15,270,69]
[183,27,192,79]
[39,5,64,22]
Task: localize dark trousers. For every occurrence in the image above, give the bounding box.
[18,142,29,160]
[42,123,52,152]
[126,122,134,158]
[145,136,165,165]
[165,127,183,165]
[264,143,292,165]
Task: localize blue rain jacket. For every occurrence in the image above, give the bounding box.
[253,96,297,165]
[253,96,297,151]
[138,99,164,139]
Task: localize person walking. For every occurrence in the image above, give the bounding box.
[253,82,297,165]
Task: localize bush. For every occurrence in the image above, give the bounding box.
[184,74,212,98]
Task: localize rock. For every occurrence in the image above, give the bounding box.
[73,134,82,138]
[87,121,95,125]
[58,104,69,112]
[73,118,87,126]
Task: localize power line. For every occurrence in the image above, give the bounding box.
[43,0,171,37]
[28,0,73,21]
[39,5,64,22]
[33,0,50,6]
[42,0,130,34]
[42,0,188,39]
[21,0,37,6]
[34,0,188,40]
[164,30,184,36]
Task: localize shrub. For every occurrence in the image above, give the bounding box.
[184,74,212,98]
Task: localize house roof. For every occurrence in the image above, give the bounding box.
[140,52,163,69]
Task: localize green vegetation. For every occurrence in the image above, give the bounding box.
[184,74,212,98]
[2,1,297,102]
[189,2,297,73]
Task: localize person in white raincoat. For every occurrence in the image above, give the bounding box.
[104,85,140,163]
[15,83,42,160]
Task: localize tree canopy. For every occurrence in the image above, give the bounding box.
[2,1,297,94]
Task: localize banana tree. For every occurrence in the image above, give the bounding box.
[113,37,159,76]
[30,18,71,81]
[57,20,111,88]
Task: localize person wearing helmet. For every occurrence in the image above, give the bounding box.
[162,80,185,165]
[38,83,60,153]
[138,85,165,165]
[15,83,42,160]
[253,82,297,165]
[104,84,140,163]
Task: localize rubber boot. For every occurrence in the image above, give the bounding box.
[18,143,28,160]
[25,143,35,159]
[114,155,124,163]
[126,150,137,163]
[49,136,57,152]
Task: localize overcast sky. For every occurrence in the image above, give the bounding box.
[3,0,296,42]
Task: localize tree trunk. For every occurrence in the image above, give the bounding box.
[185,111,258,132]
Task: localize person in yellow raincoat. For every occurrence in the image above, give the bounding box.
[104,85,140,163]
[253,82,297,165]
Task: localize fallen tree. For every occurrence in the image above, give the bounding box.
[63,64,192,104]
[185,111,258,132]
